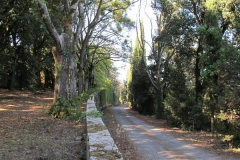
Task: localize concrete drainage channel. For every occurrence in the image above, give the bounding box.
[86,95,123,160]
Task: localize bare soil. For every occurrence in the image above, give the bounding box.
[0,89,85,160]
[103,106,240,160]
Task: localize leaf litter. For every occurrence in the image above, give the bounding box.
[0,89,85,160]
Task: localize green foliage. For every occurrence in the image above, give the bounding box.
[97,89,119,109]
[80,110,103,119]
[82,87,100,101]
[164,86,210,130]
[49,97,82,120]
[222,132,240,149]
[0,0,54,90]
[91,50,115,90]
[49,88,100,120]
[164,56,196,130]
[131,60,155,115]
[190,105,210,131]
[126,29,155,115]
[124,0,240,145]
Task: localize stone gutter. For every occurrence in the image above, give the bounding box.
[86,95,123,160]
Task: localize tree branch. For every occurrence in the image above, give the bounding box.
[36,0,61,52]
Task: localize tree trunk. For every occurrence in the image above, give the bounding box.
[37,0,76,102]
[85,64,93,90]
[52,47,59,103]
[211,114,214,135]
[51,33,70,103]
[85,73,89,91]
[7,71,15,91]
[69,50,77,98]
[78,63,83,95]
[195,52,203,106]
[77,45,87,95]
[88,65,94,89]
[156,88,164,119]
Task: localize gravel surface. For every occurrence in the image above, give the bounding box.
[110,105,226,160]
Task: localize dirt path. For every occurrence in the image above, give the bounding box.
[0,89,85,160]
[103,105,239,160]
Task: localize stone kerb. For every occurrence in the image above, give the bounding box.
[86,95,123,160]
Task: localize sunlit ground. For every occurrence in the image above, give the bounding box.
[0,89,84,159]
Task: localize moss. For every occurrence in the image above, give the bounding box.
[88,124,107,133]
[90,150,122,159]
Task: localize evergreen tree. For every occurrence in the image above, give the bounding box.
[126,23,155,115]
[164,55,197,129]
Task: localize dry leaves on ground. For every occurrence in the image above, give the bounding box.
[0,89,85,160]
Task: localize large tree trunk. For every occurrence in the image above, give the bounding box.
[37,0,80,102]
[69,49,77,98]
[51,33,70,103]
[52,47,58,103]
[52,33,70,102]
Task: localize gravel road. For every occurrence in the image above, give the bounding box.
[111,105,224,160]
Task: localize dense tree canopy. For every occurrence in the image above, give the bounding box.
[0,0,54,90]
[0,0,132,117]
[124,0,240,148]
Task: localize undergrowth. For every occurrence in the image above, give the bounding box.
[49,88,99,120]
